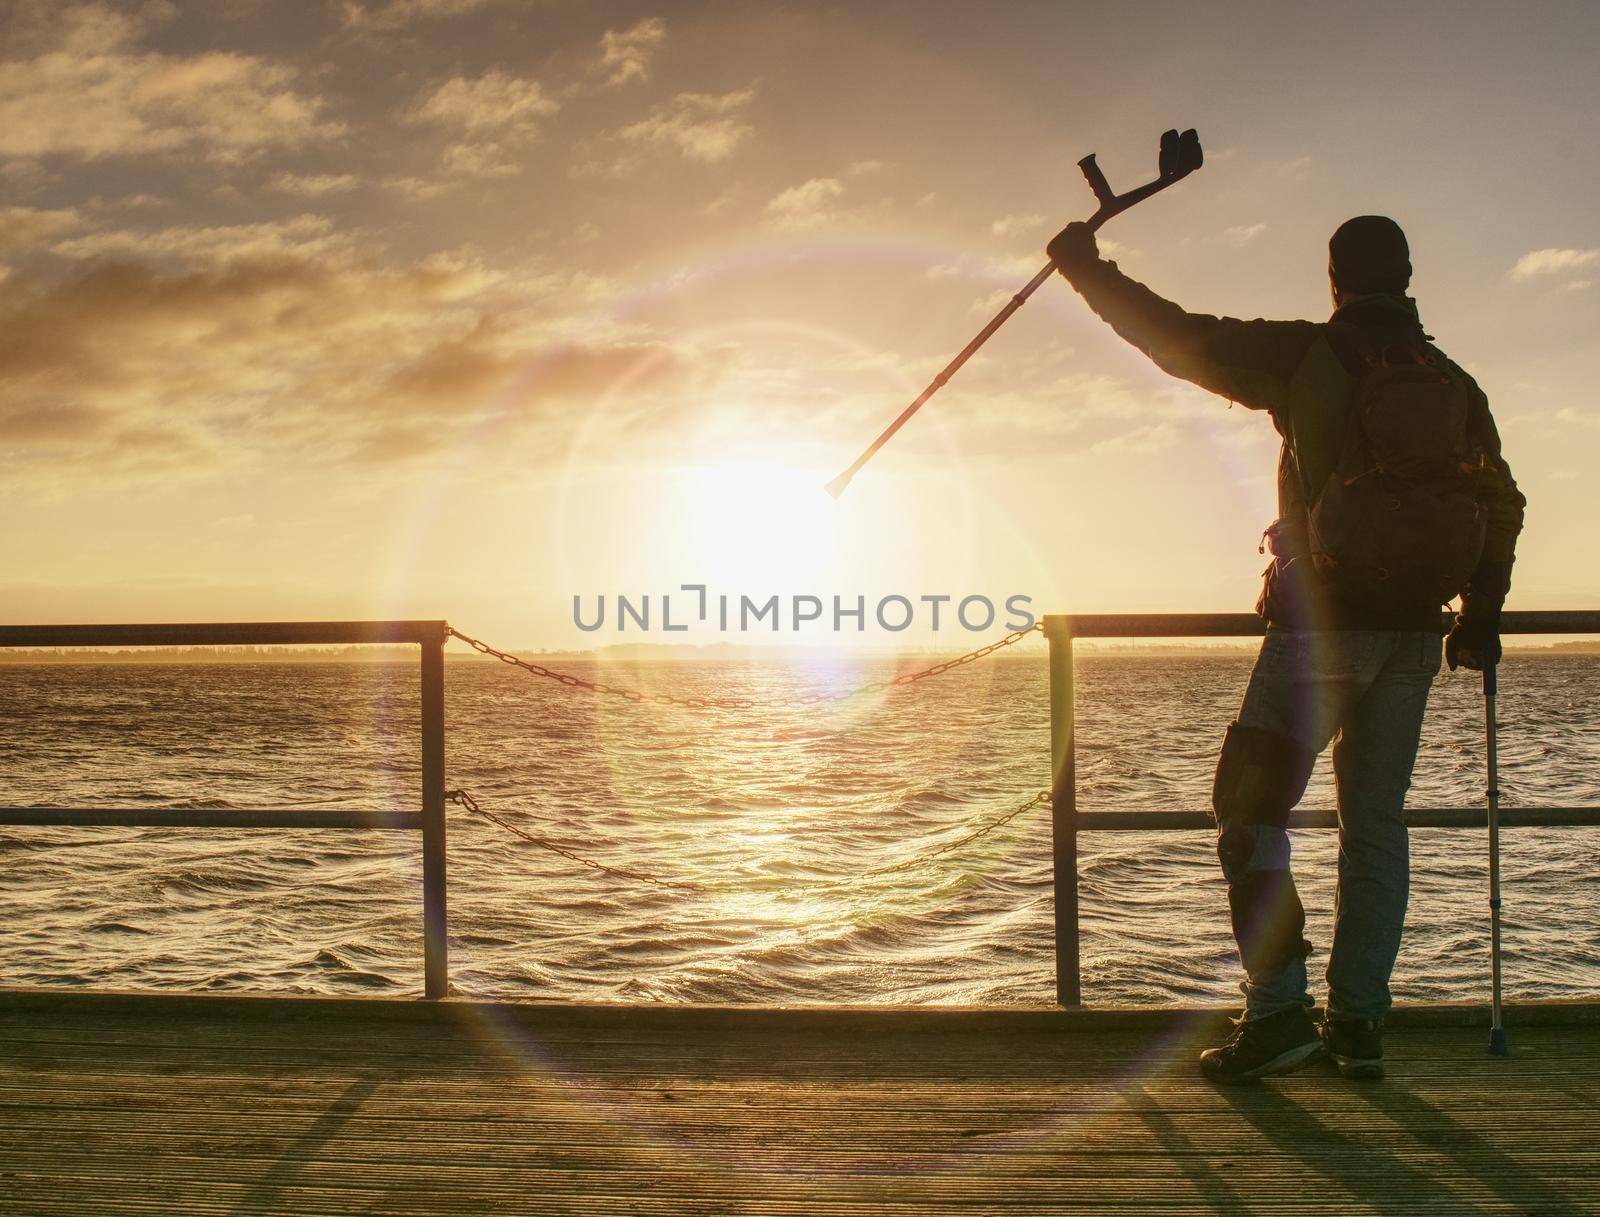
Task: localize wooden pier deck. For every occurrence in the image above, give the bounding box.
[1,992,1596,1216]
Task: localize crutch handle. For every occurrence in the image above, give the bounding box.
[1079,128,1204,231]
[1076,154,1115,208]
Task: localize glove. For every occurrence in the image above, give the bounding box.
[1445,606,1501,671]
[1445,559,1513,672]
[1047,221,1099,278]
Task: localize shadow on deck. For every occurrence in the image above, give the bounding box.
[1,991,1597,1215]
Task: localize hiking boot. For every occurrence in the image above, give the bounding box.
[1320,1016,1384,1079]
[1199,1007,1323,1084]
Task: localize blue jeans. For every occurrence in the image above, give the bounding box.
[1221,629,1441,1021]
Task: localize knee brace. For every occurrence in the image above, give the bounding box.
[1212,721,1317,829]
[1228,868,1312,975]
[1216,820,1264,882]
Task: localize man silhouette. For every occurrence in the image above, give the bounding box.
[1047,215,1525,1082]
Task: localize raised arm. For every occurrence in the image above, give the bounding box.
[1047,222,1318,418]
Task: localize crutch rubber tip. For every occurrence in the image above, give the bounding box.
[1489,1028,1509,1056]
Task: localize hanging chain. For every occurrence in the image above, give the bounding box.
[851,789,1051,879]
[444,622,1042,710]
[870,625,1044,688]
[443,633,753,709]
[440,622,1048,889]
[446,787,1051,893]
[446,789,710,891]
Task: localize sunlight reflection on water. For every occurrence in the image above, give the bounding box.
[2,652,1597,1007]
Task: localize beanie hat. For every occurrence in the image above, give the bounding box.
[1329,215,1411,295]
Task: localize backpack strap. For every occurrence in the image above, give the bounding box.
[1326,322,1381,378]
[1329,321,1438,376]
[1290,323,1380,502]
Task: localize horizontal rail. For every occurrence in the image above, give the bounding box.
[0,621,449,648]
[0,620,453,994]
[5,612,1595,648]
[0,808,423,830]
[1043,608,1600,1008]
[5,611,1598,1011]
[5,805,1593,833]
[1043,610,1600,638]
[1072,806,1600,830]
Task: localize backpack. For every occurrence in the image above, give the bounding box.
[1304,326,1488,610]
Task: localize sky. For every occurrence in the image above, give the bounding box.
[3,0,1599,649]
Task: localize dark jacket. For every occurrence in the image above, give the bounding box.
[1059,256,1526,630]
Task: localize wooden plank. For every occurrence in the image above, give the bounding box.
[4,1101,1598,1149]
[5,988,1598,1033]
[0,995,1595,1216]
[0,1021,1588,1066]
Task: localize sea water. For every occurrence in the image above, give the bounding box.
[2,652,1596,1007]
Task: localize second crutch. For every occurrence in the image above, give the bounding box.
[1484,663,1509,1056]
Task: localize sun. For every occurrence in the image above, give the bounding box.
[684,461,841,587]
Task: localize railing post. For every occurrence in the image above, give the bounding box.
[420,629,448,999]
[1044,616,1081,1007]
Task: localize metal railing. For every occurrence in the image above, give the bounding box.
[0,621,451,999]
[1041,611,1600,1006]
[3,610,1598,1008]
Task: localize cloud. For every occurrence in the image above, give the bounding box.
[2,0,167,56]
[1087,421,1179,456]
[409,69,559,179]
[1266,155,1313,181]
[990,214,1045,239]
[438,141,523,179]
[382,175,450,200]
[0,239,707,483]
[597,17,666,87]
[397,337,694,407]
[1554,407,1600,430]
[411,70,559,137]
[52,215,349,263]
[338,0,502,29]
[1225,222,1267,246]
[92,192,167,211]
[1511,247,1600,281]
[0,205,83,252]
[267,172,360,197]
[922,250,1043,285]
[589,89,755,174]
[701,186,740,216]
[0,3,345,164]
[765,177,844,231]
[969,287,1013,315]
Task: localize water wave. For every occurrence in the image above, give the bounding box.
[2,653,1596,1007]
